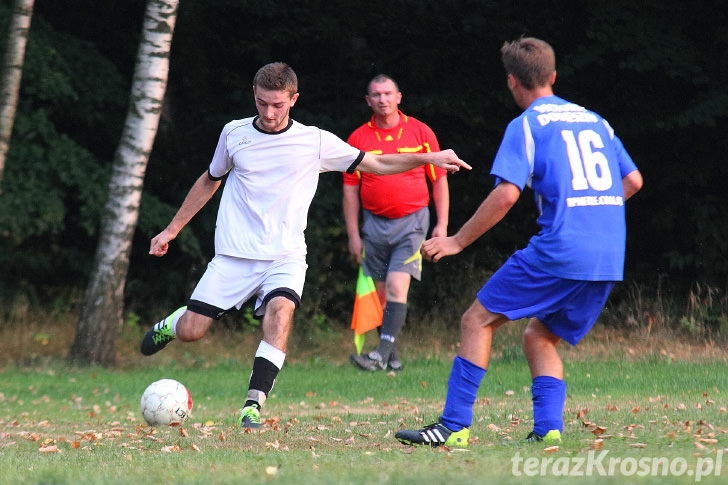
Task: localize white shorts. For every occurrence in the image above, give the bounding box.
[189,254,307,319]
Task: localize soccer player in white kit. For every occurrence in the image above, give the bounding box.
[140,62,469,428]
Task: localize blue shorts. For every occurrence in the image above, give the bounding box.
[477,251,615,345]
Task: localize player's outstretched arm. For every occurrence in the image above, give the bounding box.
[150,171,221,257]
[359,149,471,175]
[422,181,520,263]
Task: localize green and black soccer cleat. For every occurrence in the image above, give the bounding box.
[395,421,470,448]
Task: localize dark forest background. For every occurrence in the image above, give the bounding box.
[1,0,726,334]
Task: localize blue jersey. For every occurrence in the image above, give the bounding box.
[491,95,638,281]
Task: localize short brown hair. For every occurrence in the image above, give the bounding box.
[367,74,399,95]
[253,62,298,96]
[501,37,555,90]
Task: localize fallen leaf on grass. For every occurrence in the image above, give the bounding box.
[590,440,603,450]
[39,445,60,453]
[544,446,559,454]
[161,445,181,453]
[265,466,279,476]
[629,443,648,448]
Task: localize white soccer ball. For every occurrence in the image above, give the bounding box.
[140,379,193,427]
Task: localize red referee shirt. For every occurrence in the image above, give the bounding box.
[343,111,445,219]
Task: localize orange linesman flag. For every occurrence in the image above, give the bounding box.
[350,266,383,355]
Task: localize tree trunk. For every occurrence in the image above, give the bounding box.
[0,0,34,193]
[69,0,179,366]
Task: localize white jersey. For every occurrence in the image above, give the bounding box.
[208,116,363,260]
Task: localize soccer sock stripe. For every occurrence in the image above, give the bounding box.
[441,356,486,431]
[532,375,566,436]
[255,340,286,369]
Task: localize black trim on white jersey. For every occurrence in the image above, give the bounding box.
[346,150,366,174]
[252,116,293,135]
[208,168,225,181]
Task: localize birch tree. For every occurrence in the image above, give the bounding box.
[0,0,34,193]
[69,0,179,365]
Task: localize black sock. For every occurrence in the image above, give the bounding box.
[389,344,400,363]
[246,356,280,408]
[376,302,407,362]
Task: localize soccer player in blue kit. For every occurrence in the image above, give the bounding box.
[394,37,643,447]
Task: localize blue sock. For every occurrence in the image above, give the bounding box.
[440,356,486,431]
[532,375,566,436]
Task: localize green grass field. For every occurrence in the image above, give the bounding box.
[1,352,727,484]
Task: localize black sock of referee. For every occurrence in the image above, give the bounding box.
[374,302,407,363]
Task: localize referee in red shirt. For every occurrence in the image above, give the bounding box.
[345,74,449,372]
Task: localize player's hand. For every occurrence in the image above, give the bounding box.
[150,230,175,257]
[432,149,472,173]
[421,236,464,263]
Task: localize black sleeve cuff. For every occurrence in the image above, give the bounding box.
[345,151,366,174]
